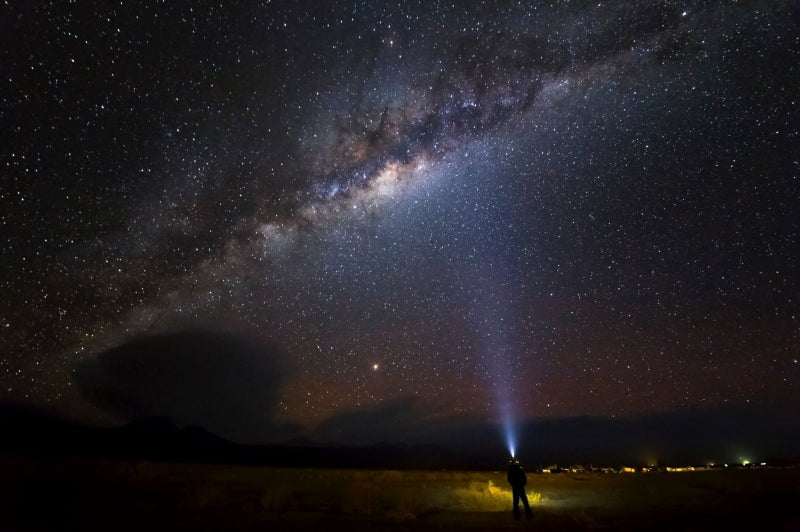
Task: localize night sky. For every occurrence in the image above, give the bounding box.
[2,1,799,452]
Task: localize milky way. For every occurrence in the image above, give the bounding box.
[2,1,798,443]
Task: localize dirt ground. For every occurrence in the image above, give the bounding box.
[2,453,799,531]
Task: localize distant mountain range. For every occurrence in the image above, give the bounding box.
[0,404,490,470]
[2,403,798,469]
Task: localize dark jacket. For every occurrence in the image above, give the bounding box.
[507,463,527,487]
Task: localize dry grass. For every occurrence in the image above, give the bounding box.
[1,453,799,531]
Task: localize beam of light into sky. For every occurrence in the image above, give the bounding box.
[470,263,523,460]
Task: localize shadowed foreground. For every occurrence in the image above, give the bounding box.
[2,454,799,531]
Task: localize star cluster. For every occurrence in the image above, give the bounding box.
[1,1,798,439]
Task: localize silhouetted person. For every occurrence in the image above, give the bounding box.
[507,460,533,519]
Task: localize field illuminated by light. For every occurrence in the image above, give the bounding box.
[2,454,799,531]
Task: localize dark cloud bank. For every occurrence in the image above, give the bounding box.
[74,331,294,444]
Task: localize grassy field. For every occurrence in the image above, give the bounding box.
[2,453,799,531]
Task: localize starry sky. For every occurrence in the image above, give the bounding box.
[2,1,799,450]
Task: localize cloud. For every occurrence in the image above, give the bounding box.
[313,397,463,446]
[75,331,291,443]
[309,397,501,453]
[310,397,428,445]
